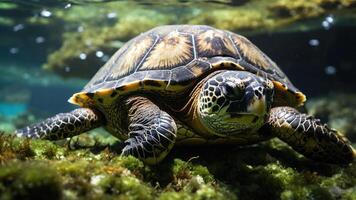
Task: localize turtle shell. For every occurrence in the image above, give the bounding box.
[69,25,305,108]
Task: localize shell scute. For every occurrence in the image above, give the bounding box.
[230,33,273,69]
[144,70,171,81]
[196,29,237,58]
[185,59,212,77]
[140,31,194,70]
[169,66,196,86]
[107,34,157,81]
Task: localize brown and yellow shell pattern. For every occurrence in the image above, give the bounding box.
[69,25,306,108]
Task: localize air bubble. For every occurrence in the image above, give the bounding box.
[322,21,330,29]
[13,24,24,32]
[35,36,45,44]
[65,66,71,72]
[9,47,19,54]
[64,3,71,9]
[96,51,104,58]
[107,12,117,19]
[101,55,110,62]
[326,15,334,23]
[308,39,319,47]
[79,53,87,60]
[325,66,336,75]
[40,9,52,18]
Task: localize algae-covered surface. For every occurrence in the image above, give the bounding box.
[1,92,356,199]
[0,124,355,200]
[2,93,356,199]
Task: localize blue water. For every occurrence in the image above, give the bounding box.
[0,103,27,117]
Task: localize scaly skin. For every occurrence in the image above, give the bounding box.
[15,108,103,140]
[266,107,355,165]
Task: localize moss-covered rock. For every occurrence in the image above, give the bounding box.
[1,130,355,199]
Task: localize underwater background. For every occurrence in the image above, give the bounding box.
[0,0,355,199]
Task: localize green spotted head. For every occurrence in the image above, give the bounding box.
[197,70,274,136]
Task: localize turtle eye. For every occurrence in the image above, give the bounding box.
[221,82,244,100]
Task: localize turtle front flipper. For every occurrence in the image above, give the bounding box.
[121,96,177,164]
[15,108,103,140]
[265,107,355,165]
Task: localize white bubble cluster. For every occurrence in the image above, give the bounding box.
[322,15,334,30]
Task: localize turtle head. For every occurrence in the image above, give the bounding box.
[197,71,274,135]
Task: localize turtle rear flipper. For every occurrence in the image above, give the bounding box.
[15,108,103,140]
[265,107,355,165]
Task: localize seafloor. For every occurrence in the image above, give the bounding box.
[0,0,356,199]
[1,94,356,200]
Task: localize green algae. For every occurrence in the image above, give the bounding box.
[0,134,35,163]
[172,158,214,183]
[1,92,356,199]
[98,175,154,199]
[0,131,355,199]
[167,159,236,200]
[0,2,17,9]
[0,17,14,26]
[0,161,62,200]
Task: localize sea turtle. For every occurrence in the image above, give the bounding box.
[16,25,355,165]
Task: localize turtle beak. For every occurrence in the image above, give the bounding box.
[247,97,266,116]
[246,88,267,117]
